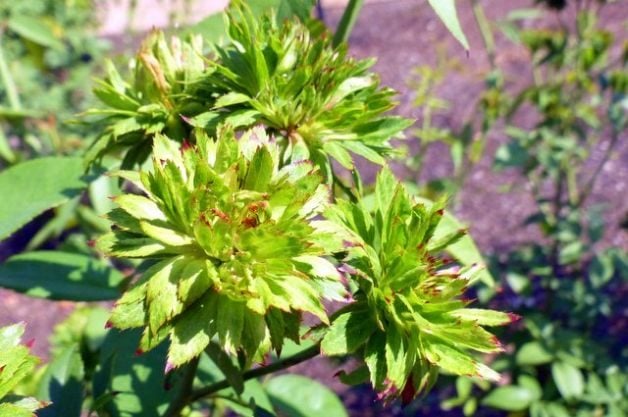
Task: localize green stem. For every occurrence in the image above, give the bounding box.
[0,34,21,110]
[187,343,320,404]
[471,0,496,68]
[576,130,619,208]
[164,357,200,417]
[549,167,566,270]
[332,0,364,47]
[333,170,358,203]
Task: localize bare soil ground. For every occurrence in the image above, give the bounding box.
[1,1,626,415]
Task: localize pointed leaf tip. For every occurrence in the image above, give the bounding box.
[508,312,522,323]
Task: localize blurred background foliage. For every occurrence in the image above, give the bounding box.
[0,0,110,162]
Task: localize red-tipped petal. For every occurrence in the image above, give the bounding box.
[401,376,416,406]
[25,338,35,349]
[490,335,506,352]
[508,312,522,323]
[104,320,113,329]
[164,361,175,374]
[134,348,144,357]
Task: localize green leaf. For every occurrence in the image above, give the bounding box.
[245,146,274,192]
[552,361,584,400]
[0,324,40,402]
[0,402,40,417]
[0,324,26,351]
[448,309,513,326]
[215,92,251,108]
[92,329,183,417]
[216,297,245,354]
[330,75,375,104]
[384,326,408,388]
[517,375,542,401]
[427,0,470,50]
[364,332,387,388]
[0,251,125,301]
[7,14,64,50]
[506,272,530,293]
[335,366,369,386]
[589,253,614,288]
[482,386,538,411]
[219,379,277,417]
[206,342,244,395]
[0,129,16,164]
[494,141,529,169]
[321,308,374,356]
[516,341,554,366]
[0,157,90,240]
[332,0,365,47]
[36,346,85,417]
[375,167,398,216]
[168,291,216,367]
[264,375,348,417]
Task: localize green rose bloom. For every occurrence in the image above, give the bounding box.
[98,126,344,369]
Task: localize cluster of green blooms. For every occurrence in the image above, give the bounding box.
[98,127,511,401]
[92,1,512,403]
[86,2,410,178]
[0,324,47,416]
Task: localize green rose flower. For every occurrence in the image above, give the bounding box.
[98,126,345,369]
[322,168,515,403]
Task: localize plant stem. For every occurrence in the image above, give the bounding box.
[576,130,619,208]
[549,167,566,271]
[187,343,320,404]
[332,0,364,47]
[164,357,200,417]
[0,34,21,110]
[471,0,496,68]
